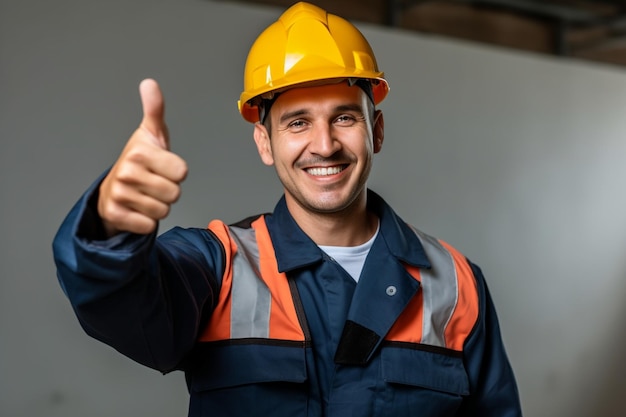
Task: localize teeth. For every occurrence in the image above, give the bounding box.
[306,166,344,176]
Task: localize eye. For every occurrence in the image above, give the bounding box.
[286,119,309,132]
[334,114,358,126]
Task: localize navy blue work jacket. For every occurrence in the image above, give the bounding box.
[53,181,522,417]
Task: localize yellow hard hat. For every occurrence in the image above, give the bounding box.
[238,1,390,123]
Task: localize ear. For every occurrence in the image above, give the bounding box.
[373,110,384,154]
[253,123,275,166]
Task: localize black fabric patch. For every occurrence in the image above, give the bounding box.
[230,213,268,229]
[334,320,381,366]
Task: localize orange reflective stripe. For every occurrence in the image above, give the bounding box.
[251,217,305,341]
[199,220,235,341]
[385,264,424,343]
[440,241,479,351]
[385,235,479,353]
[199,217,305,343]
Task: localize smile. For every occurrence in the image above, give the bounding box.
[306,166,345,176]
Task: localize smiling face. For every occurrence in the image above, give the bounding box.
[253,81,384,223]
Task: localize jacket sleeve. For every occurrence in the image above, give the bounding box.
[459,262,523,416]
[52,177,223,373]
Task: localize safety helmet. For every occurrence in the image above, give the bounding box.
[238,1,390,123]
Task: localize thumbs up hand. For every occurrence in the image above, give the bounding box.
[98,79,188,237]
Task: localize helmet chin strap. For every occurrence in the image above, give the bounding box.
[351,79,375,104]
[259,94,280,125]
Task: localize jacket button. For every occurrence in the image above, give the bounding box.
[386,286,397,296]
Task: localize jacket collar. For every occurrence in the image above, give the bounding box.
[265,189,431,273]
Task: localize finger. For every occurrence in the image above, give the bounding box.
[136,173,183,204]
[114,162,183,205]
[110,183,174,220]
[101,181,172,228]
[121,140,188,184]
[144,149,188,184]
[98,186,161,236]
[138,78,169,149]
[117,213,158,235]
[104,206,159,236]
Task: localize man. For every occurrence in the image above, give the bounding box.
[53,2,522,416]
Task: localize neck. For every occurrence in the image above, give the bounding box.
[286,192,379,246]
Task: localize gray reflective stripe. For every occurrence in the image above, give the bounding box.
[411,227,459,348]
[228,226,272,339]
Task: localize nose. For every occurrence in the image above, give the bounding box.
[308,123,340,157]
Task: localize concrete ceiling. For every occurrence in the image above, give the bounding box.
[223,0,626,70]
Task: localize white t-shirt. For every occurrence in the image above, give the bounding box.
[318,223,380,282]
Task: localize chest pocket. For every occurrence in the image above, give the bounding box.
[187,343,309,417]
[377,346,468,417]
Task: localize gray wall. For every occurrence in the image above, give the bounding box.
[2,0,626,416]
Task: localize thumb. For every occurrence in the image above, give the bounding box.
[139,78,169,149]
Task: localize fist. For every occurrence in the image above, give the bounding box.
[98,79,188,237]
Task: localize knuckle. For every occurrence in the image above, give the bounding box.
[101,203,124,225]
[125,146,149,166]
[115,162,139,183]
[177,160,189,181]
[136,219,157,235]
[154,204,171,220]
[108,182,128,203]
[167,185,182,203]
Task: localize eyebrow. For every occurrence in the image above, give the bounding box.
[279,109,308,125]
[278,103,365,125]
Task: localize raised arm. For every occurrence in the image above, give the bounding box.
[52,80,221,373]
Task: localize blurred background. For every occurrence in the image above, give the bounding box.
[2,0,626,416]
[235,0,626,66]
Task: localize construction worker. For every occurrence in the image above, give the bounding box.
[52,2,522,416]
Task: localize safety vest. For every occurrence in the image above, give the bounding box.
[199,215,479,357]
